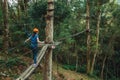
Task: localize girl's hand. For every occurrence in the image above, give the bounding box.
[51,45,55,49]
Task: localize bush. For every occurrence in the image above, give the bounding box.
[62,64,76,70]
[5,58,26,68]
[0,36,3,48]
[62,64,86,73]
[0,60,5,67]
[77,65,86,73]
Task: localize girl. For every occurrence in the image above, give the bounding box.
[25,28,43,67]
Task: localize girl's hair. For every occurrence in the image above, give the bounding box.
[32,32,37,36]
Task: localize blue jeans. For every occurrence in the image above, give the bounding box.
[32,47,38,64]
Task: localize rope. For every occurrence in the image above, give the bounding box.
[0,29,92,59]
[4,29,92,53]
[8,43,26,52]
[56,29,92,41]
[0,43,24,54]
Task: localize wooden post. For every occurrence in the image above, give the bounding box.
[44,0,54,80]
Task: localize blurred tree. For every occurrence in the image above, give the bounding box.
[3,0,9,54]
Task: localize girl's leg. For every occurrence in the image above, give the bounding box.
[32,48,38,64]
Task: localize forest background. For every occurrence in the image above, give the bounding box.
[0,0,120,80]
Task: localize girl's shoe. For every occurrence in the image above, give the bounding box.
[32,63,37,68]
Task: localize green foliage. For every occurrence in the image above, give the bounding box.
[0,60,5,67]
[54,1,71,24]
[29,1,47,19]
[0,5,2,20]
[13,31,25,36]
[0,0,119,80]
[109,77,120,80]
[62,64,76,70]
[112,7,120,27]
[62,64,86,73]
[12,31,25,42]
[77,65,86,73]
[0,36,3,48]
[0,58,26,69]
[29,1,71,25]
[5,58,26,68]
[34,74,43,80]
[0,8,2,21]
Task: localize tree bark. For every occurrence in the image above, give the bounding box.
[44,0,54,80]
[33,0,36,3]
[67,0,71,5]
[17,0,21,21]
[75,54,78,72]
[3,0,9,54]
[100,55,107,80]
[86,0,91,74]
[0,0,3,29]
[23,0,28,16]
[90,1,101,74]
[0,0,2,7]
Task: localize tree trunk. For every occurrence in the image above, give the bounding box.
[101,55,107,80]
[90,1,101,74]
[67,0,71,5]
[75,54,78,72]
[0,0,2,7]
[116,65,119,78]
[0,0,3,29]
[105,61,108,80]
[3,0,9,54]
[44,49,53,80]
[86,0,91,74]
[23,0,28,16]
[44,0,54,80]
[17,0,21,21]
[32,0,36,3]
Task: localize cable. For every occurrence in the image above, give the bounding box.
[0,29,92,59]
[7,29,92,52]
[56,29,92,41]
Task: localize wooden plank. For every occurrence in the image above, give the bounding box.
[38,42,61,47]
[22,45,49,80]
[16,45,49,80]
[16,61,33,80]
[22,65,35,80]
[37,45,49,64]
[37,45,48,61]
[21,66,33,78]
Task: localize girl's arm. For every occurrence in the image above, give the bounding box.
[25,37,31,43]
[37,37,44,44]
